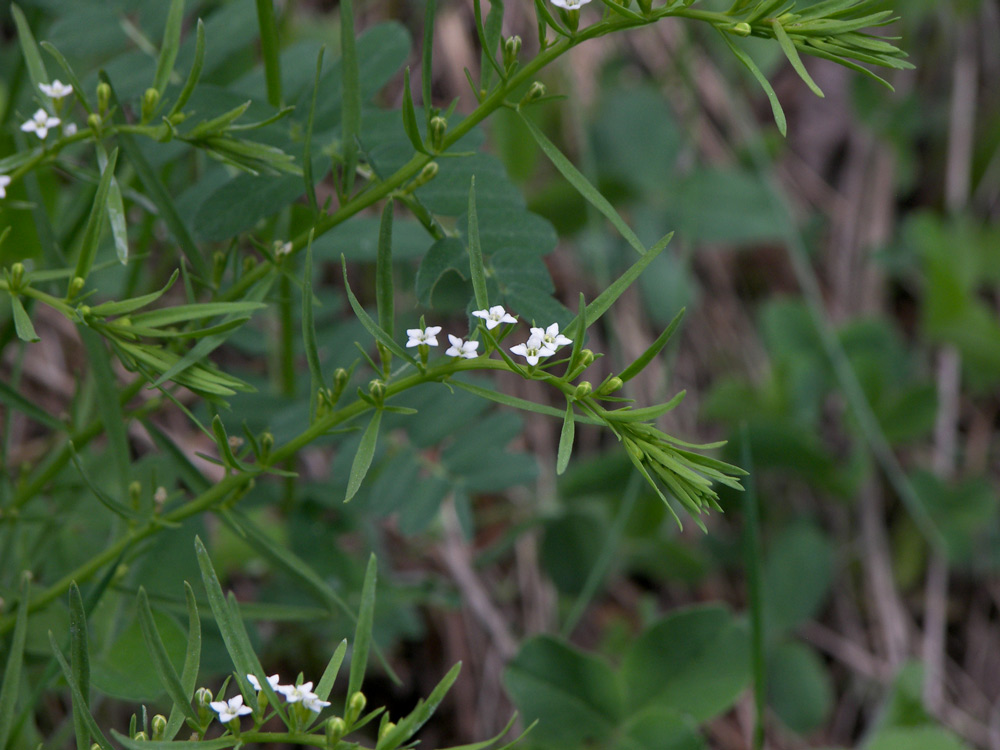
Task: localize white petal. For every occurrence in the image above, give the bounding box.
[210,701,229,713]
[247,675,261,690]
[424,335,439,347]
[472,309,489,319]
[425,326,442,335]
[448,334,463,347]
[510,344,528,357]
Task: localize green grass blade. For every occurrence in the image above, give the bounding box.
[556,401,575,475]
[518,111,646,256]
[466,177,490,310]
[347,554,378,702]
[72,147,118,286]
[153,0,184,98]
[771,20,824,97]
[11,4,49,91]
[164,582,202,740]
[168,19,205,117]
[617,307,685,383]
[738,426,766,750]
[79,327,131,499]
[255,0,282,107]
[340,0,361,196]
[719,30,787,137]
[137,588,200,726]
[48,634,112,750]
[345,410,382,502]
[10,296,39,343]
[316,640,348,702]
[422,0,437,121]
[0,574,31,750]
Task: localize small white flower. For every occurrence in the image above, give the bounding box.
[530,323,572,351]
[275,241,292,258]
[209,695,252,723]
[278,681,314,703]
[510,335,556,366]
[472,305,517,330]
[63,123,78,136]
[550,0,591,8]
[247,673,282,692]
[39,80,73,99]
[406,325,441,348]
[445,334,479,359]
[21,109,61,140]
[301,692,332,713]
[0,175,10,199]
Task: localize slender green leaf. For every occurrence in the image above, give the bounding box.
[79,327,131,499]
[10,296,39,343]
[466,177,489,310]
[453,380,603,425]
[184,101,252,139]
[719,30,787,137]
[436,714,529,750]
[0,574,31,750]
[474,0,505,90]
[378,662,461,750]
[11,4,49,91]
[532,0,571,39]
[97,145,129,264]
[143,420,211,494]
[137,588,199,725]
[111,734,237,750]
[316,640,348,702]
[72,148,118,285]
[340,256,418,366]
[255,0,282,107]
[302,234,323,419]
[401,68,428,154]
[41,42,93,114]
[595,0,644,21]
[518,112,646,256]
[130,301,265,328]
[568,292,586,372]
[556,401,575,475]
[376,200,395,340]
[0,377,62,428]
[164,583,202,740]
[168,19,205,117]
[772,20,824,97]
[68,443,144,521]
[340,0,361,195]
[304,47,325,212]
[422,0,437,123]
[617,307,685,383]
[605,392,685,423]
[48,634,113,750]
[347,554,378,701]
[345,410,382,502]
[91,271,180,317]
[154,0,184,98]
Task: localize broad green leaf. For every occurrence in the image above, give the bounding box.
[340,0,361,195]
[136,588,199,725]
[10,296,39,343]
[466,177,490,310]
[11,4,49,92]
[767,642,833,734]
[0,574,31,750]
[718,30,787,136]
[316,640,348,702]
[153,0,185,98]
[72,147,119,285]
[618,308,685,383]
[618,707,706,750]
[345,410,382,502]
[762,523,834,637]
[556,401,575,475]
[866,727,972,750]
[80,328,132,500]
[255,0,282,107]
[519,111,646,256]
[504,636,621,745]
[347,554,378,702]
[49,634,113,750]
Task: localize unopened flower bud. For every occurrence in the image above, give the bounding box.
[195,687,213,709]
[92,744,101,750]
[151,715,167,741]
[97,83,111,114]
[520,82,547,107]
[129,481,142,508]
[332,368,350,399]
[260,432,274,462]
[141,88,160,122]
[153,486,168,508]
[212,251,227,286]
[429,116,447,151]
[578,349,595,367]
[379,721,396,740]
[599,376,623,395]
[228,436,244,451]
[69,276,86,300]
[573,381,592,399]
[368,379,385,403]
[9,262,25,290]
[133,731,147,742]
[503,36,522,70]
[730,21,751,36]
[326,716,346,747]
[409,161,438,190]
[345,691,366,725]
[274,240,292,259]
[87,112,102,134]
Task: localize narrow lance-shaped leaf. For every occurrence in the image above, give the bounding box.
[0,378,62,428]
[518,111,647,256]
[72,147,119,286]
[41,42,93,114]
[79,328,132,500]
[0,574,31,750]
[168,19,205,117]
[90,270,179,317]
[422,0,437,124]
[378,662,462,750]
[164,582,202,740]
[617,307,685,383]
[255,0,282,107]
[401,68,428,154]
[340,256,419,366]
[97,144,129,264]
[771,20,824,98]
[345,410,382,502]
[316,640,348,702]
[475,0,506,91]
[11,4,49,92]
[347,554,378,702]
[136,588,199,725]
[556,401,575,475]
[304,47,325,212]
[376,199,395,374]
[453,380,604,425]
[340,0,361,196]
[466,177,489,310]
[153,0,184,98]
[67,443,143,520]
[302,233,323,420]
[718,30,787,137]
[48,633,113,750]
[10,296,39,342]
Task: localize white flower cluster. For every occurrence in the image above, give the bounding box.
[406,305,573,366]
[209,673,331,724]
[4,82,81,199]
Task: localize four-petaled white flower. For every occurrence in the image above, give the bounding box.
[550,0,591,8]
[446,334,479,359]
[406,325,441,348]
[302,693,332,713]
[472,305,517,330]
[530,323,572,351]
[210,695,253,723]
[40,80,73,99]
[0,175,10,199]
[64,123,78,136]
[21,109,61,140]
[278,681,315,703]
[247,673,283,692]
[510,335,555,366]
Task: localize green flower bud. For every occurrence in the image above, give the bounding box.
[409,161,439,190]
[579,349,595,367]
[345,691,366,725]
[730,21,751,36]
[87,112,102,135]
[332,368,350,399]
[92,744,102,750]
[129,481,142,508]
[133,731,147,742]
[429,116,447,151]
[598,376,624,396]
[141,88,160,123]
[9,262,25,290]
[151,715,167,741]
[96,83,111,114]
[379,721,396,740]
[369,379,386,404]
[69,276,86,300]
[195,687,213,709]
[573,381,592,399]
[503,35,522,70]
[260,432,274,463]
[326,716,347,748]
[520,82,547,107]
